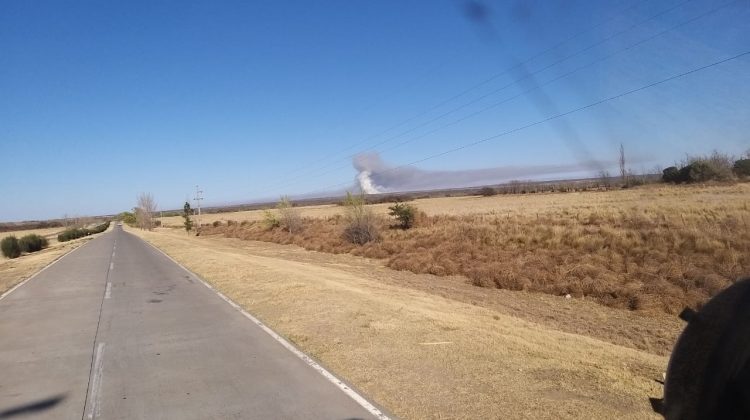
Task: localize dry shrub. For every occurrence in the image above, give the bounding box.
[278,196,303,234]
[343,193,380,245]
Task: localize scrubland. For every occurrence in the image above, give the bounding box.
[201,184,750,315]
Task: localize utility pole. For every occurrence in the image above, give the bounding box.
[194,185,204,233]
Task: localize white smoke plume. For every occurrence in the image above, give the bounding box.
[356,170,381,194]
[353,152,605,194]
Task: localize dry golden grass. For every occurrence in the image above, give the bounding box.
[204,184,750,315]
[160,183,748,224]
[130,226,670,419]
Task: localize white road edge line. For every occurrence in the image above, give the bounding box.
[104,282,112,299]
[0,240,92,302]
[140,238,390,420]
[86,342,106,419]
[109,262,114,271]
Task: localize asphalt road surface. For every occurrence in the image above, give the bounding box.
[0,225,383,419]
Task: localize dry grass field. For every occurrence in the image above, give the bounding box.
[129,226,673,419]
[199,184,750,315]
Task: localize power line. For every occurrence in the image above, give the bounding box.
[307,51,748,194]
[259,0,727,194]
[252,0,650,195]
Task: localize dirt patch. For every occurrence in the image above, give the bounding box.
[130,227,674,419]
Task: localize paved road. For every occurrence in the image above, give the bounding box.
[0,225,381,419]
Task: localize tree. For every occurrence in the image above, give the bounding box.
[388,202,418,229]
[182,201,194,234]
[135,192,157,230]
[619,143,628,186]
[117,211,136,225]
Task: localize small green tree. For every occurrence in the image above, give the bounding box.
[182,201,194,234]
[388,202,418,229]
[262,209,281,229]
[117,211,136,225]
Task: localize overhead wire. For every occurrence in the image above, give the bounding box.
[258,0,724,195]
[251,0,651,195]
[305,51,749,195]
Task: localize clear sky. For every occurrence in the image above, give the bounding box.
[1,0,748,221]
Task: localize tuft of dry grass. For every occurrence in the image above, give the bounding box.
[204,184,750,315]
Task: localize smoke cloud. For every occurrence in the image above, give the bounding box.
[353,152,604,194]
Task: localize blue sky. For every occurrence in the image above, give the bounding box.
[1,0,748,221]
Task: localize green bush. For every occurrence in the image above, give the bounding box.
[88,221,110,234]
[117,211,136,226]
[1,236,21,258]
[262,210,280,230]
[388,203,418,229]
[664,153,737,184]
[58,228,87,242]
[58,221,110,242]
[734,159,750,177]
[662,166,681,183]
[686,161,721,183]
[19,234,49,253]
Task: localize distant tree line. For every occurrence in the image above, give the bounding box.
[662,151,750,184]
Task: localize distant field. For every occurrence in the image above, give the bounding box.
[194,183,750,314]
[161,183,748,223]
